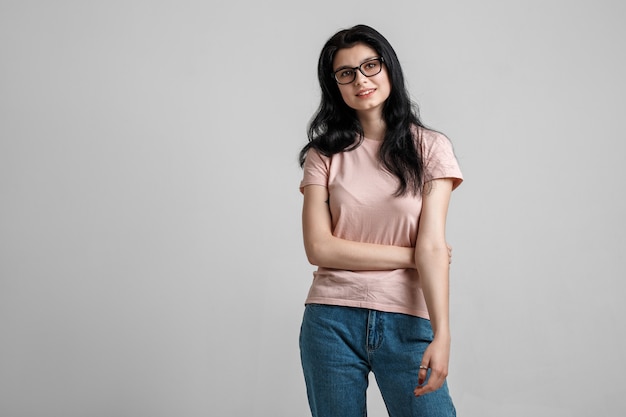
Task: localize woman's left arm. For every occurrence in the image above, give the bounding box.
[412,178,454,397]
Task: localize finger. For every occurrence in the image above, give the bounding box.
[417,364,428,386]
[414,379,438,396]
[414,368,446,397]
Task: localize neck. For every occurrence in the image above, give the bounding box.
[358,113,386,141]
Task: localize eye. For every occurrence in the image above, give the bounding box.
[339,69,354,79]
[364,60,381,71]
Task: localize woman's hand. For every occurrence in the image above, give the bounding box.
[413,335,450,397]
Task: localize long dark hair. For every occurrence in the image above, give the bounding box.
[299,24,426,196]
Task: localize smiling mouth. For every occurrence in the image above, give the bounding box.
[356,89,376,97]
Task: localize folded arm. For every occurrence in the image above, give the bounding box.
[301,184,415,270]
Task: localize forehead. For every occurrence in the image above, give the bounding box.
[333,43,379,69]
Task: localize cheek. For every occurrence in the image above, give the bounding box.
[382,86,392,101]
[338,87,352,104]
[379,81,392,101]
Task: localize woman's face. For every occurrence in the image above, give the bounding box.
[332,43,391,120]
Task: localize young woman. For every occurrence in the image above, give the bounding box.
[298,25,463,417]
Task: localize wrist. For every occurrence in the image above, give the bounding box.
[431,326,450,341]
[405,247,416,268]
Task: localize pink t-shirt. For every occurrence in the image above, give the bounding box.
[299,127,463,319]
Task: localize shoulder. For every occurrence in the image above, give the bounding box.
[411,125,463,189]
[303,146,331,166]
[412,125,452,149]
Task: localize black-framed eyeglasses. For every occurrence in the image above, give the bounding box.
[332,57,385,85]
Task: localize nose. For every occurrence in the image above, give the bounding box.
[354,69,368,85]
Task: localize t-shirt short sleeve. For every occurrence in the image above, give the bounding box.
[300,148,330,193]
[421,130,463,190]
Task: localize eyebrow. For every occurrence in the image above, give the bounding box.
[333,56,380,72]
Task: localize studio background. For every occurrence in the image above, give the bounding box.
[1,1,624,416]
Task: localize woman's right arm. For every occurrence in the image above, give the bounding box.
[302,184,415,270]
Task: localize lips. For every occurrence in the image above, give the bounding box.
[356,88,376,97]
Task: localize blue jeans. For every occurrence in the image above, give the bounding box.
[300,304,456,417]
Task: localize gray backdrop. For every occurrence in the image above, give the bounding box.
[1,1,624,416]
